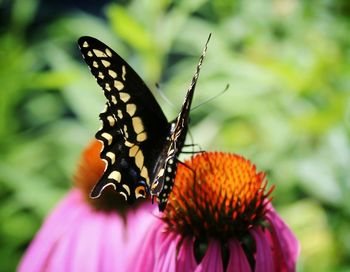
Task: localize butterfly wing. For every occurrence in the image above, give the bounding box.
[152,34,212,211]
[78,36,170,203]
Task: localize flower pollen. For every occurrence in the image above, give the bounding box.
[164,152,274,240]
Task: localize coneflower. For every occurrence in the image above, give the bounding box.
[18,141,153,272]
[127,152,300,271]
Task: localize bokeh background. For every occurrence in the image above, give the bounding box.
[1,0,349,271]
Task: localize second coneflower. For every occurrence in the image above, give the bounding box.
[127,152,300,272]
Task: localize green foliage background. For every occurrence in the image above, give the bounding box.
[1,0,349,271]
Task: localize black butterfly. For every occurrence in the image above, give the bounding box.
[78,34,210,211]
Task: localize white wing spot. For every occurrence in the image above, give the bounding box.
[132,117,144,134]
[158,168,165,178]
[119,191,127,201]
[108,171,121,182]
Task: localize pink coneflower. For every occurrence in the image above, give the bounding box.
[127,152,300,272]
[18,141,153,272]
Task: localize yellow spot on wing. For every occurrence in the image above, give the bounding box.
[137,132,147,142]
[126,104,136,116]
[125,141,133,147]
[105,83,111,91]
[108,70,117,78]
[105,48,112,57]
[111,95,117,104]
[93,61,98,68]
[117,110,123,119]
[135,186,146,199]
[102,60,111,67]
[132,117,144,134]
[122,65,126,80]
[108,171,121,182]
[141,167,149,183]
[106,152,115,164]
[93,49,107,57]
[107,116,115,126]
[122,184,131,196]
[129,145,139,157]
[82,41,89,47]
[101,132,113,145]
[135,151,144,169]
[87,51,93,57]
[120,92,130,102]
[114,81,124,91]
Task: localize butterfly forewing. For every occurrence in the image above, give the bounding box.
[78,36,170,203]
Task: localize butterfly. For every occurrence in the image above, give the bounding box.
[78,34,210,211]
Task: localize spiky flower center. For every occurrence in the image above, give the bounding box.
[164,152,273,240]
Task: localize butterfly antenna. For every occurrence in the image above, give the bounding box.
[191,83,229,112]
[155,82,177,110]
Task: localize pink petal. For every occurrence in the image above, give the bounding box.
[226,239,252,272]
[18,190,90,271]
[126,217,162,271]
[265,207,300,272]
[195,239,224,272]
[176,237,197,272]
[154,231,180,271]
[125,204,155,251]
[92,212,126,271]
[250,227,274,272]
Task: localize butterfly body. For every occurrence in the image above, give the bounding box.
[78,35,209,211]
